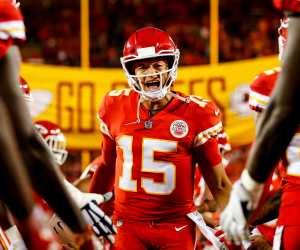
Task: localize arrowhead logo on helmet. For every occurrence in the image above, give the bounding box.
[120,26,180,101]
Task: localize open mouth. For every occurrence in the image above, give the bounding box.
[145,81,160,89]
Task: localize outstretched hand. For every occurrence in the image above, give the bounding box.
[80,192,117,244]
[220,170,264,245]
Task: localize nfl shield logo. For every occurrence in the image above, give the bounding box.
[170,120,189,138]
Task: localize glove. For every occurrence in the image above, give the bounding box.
[49,193,116,248]
[50,180,116,247]
[64,180,116,242]
[80,197,116,244]
[220,170,264,245]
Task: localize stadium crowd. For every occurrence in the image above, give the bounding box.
[20,0,281,67]
[3,0,300,248]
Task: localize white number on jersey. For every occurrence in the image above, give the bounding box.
[118,136,177,195]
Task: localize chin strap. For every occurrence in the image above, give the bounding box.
[169,91,190,103]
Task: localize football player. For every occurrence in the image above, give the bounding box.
[221,1,300,246]
[0,2,61,249]
[18,76,116,246]
[35,120,116,248]
[242,18,288,250]
[0,1,104,249]
[90,26,232,250]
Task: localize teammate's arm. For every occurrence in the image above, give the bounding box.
[246,16,300,183]
[199,163,231,211]
[195,140,232,211]
[250,188,282,226]
[0,45,87,234]
[89,134,116,195]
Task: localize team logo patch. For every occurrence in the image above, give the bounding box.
[170,120,189,138]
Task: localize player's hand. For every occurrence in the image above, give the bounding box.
[220,171,264,245]
[50,191,116,247]
[204,225,240,250]
[78,233,104,250]
[62,180,116,243]
[80,192,116,244]
[213,227,244,250]
[247,235,272,250]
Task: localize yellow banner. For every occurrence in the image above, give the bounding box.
[21,56,279,149]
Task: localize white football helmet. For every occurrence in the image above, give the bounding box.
[35,120,68,165]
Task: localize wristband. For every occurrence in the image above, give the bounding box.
[241,170,263,192]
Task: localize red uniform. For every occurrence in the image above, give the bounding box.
[90,89,223,250]
[0,0,25,59]
[249,68,300,249]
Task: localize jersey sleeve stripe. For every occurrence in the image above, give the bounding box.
[193,121,223,147]
[249,90,270,111]
[217,132,231,151]
[0,20,25,40]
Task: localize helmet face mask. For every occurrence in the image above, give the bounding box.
[125,56,179,101]
[45,135,68,166]
[120,27,180,101]
[35,121,68,166]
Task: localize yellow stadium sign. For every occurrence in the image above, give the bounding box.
[21,56,279,149]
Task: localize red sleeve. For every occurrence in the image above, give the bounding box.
[0,1,25,59]
[90,92,116,194]
[250,74,269,95]
[192,100,223,168]
[249,74,270,112]
[89,134,116,195]
[249,71,279,112]
[194,138,222,168]
[89,134,116,216]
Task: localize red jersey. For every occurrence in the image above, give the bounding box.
[249,68,300,225]
[0,0,25,59]
[93,89,223,221]
[273,0,300,12]
[249,67,280,112]
[249,67,300,181]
